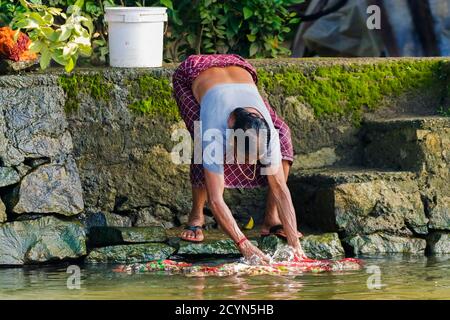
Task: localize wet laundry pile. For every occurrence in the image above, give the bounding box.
[113,258,363,277]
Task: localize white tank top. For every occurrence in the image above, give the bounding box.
[199,83,281,174]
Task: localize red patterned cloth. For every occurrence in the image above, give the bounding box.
[172,54,294,188]
[113,258,364,276]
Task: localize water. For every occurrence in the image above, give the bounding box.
[0,255,449,300]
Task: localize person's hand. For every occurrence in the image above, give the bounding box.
[238,240,270,265]
[287,237,309,261]
[292,246,309,261]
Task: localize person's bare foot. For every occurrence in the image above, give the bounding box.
[180,212,205,242]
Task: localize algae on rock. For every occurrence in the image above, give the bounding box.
[344,233,426,255]
[258,234,345,259]
[126,74,181,122]
[0,216,86,265]
[86,243,175,264]
[257,60,450,124]
[88,226,167,247]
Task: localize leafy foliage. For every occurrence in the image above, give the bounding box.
[164,0,303,61]
[3,0,303,66]
[0,0,26,26]
[438,105,450,117]
[12,0,94,71]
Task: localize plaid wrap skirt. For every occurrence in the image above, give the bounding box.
[172,54,294,188]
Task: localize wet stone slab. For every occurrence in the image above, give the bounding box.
[87,226,167,247]
[86,243,175,264]
[343,233,427,255]
[259,234,345,259]
[176,239,259,256]
[0,216,86,265]
[168,228,345,259]
[427,232,450,254]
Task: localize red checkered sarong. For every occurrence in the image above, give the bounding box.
[172,54,294,188]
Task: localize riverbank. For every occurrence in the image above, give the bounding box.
[0,57,449,266]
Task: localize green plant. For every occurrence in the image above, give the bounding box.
[43,0,114,64]
[4,0,303,66]
[165,0,303,61]
[40,0,303,63]
[200,0,302,58]
[0,0,26,26]
[12,0,93,71]
[438,105,450,117]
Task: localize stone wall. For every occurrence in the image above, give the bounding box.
[0,75,84,216]
[0,57,449,264]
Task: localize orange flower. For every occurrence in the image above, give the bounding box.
[0,26,37,62]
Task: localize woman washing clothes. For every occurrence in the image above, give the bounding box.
[172,54,306,263]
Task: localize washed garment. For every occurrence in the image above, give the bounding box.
[172,54,294,188]
[113,258,363,276]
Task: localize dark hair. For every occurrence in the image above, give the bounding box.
[231,107,271,158]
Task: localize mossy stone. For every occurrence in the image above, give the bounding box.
[258,233,345,259]
[258,60,450,124]
[177,239,258,255]
[58,73,114,114]
[0,167,20,187]
[86,243,175,264]
[88,226,167,247]
[343,233,426,255]
[0,216,86,265]
[126,75,181,121]
[0,198,6,223]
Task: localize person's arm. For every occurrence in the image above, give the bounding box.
[204,168,269,263]
[266,164,307,259]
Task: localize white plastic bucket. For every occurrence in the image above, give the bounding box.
[104,7,168,68]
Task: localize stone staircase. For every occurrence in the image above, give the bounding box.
[2,61,449,266]
[288,116,450,255]
[1,115,448,265]
[84,116,450,263]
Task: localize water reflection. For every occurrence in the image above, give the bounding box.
[0,255,449,299]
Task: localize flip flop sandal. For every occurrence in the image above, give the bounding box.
[180,225,205,243]
[260,224,303,239]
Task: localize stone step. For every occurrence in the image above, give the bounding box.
[87,226,167,247]
[84,229,344,263]
[259,233,344,259]
[288,167,430,254]
[427,232,450,254]
[343,233,426,255]
[86,243,175,264]
[362,116,450,173]
[0,216,86,265]
[167,229,344,260]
